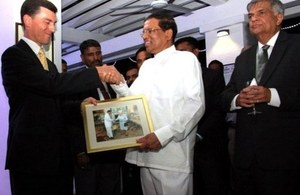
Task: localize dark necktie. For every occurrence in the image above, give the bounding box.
[99,82,110,100]
[256,45,270,82]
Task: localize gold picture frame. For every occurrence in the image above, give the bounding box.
[81,95,154,153]
[15,22,54,61]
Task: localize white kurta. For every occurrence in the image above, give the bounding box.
[104,112,114,138]
[116,114,128,130]
[113,45,205,173]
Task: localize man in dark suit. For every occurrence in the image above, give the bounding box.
[64,39,122,195]
[175,37,230,195]
[1,1,122,194]
[221,0,300,194]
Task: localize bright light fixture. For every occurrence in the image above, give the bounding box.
[217,29,230,37]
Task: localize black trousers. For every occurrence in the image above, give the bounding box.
[193,139,230,195]
[232,161,300,195]
[10,170,73,195]
[74,162,121,195]
[122,161,143,195]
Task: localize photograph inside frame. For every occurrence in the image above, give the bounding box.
[81,95,153,153]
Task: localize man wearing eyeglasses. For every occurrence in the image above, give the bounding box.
[112,13,205,195]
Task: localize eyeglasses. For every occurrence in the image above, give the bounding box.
[140,28,162,37]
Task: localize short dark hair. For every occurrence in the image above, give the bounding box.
[208,59,224,72]
[145,13,177,43]
[80,39,101,54]
[174,36,199,50]
[21,0,57,27]
[126,65,138,73]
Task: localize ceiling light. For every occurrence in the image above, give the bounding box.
[217,29,230,37]
[151,0,168,9]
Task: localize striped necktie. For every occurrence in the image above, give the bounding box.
[256,45,270,82]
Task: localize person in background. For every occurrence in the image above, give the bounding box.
[112,13,205,195]
[209,58,237,180]
[1,1,122,194]
[175,36,230,195]
[62,58,68,73]
[209,57,237,192]
[125,65,139,87]
[135,46,153,69]
[63,39,121,195]
[208,59,224,73]
[221,0,300,194]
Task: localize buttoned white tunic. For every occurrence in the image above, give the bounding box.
[113,45,205,173]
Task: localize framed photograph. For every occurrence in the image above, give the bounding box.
[15,22,54,61]
[81,95,154,153]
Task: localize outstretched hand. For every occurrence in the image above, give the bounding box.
[96,64,125,84]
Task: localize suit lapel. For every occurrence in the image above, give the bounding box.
[243,46,257,81]
[260,31,288,85]
[18,40,38,61]
[18,39,56,72]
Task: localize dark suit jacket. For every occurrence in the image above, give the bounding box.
[1,40,102,175]
[196,67,228,161]
[221,31,300,170]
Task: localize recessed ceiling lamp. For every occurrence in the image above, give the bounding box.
[217,29,230,37]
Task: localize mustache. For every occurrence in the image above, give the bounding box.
[91,60,102,66]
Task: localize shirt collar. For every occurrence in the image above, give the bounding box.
[154,45,175,59]
[258,31,280,49]
[22,37,43,55]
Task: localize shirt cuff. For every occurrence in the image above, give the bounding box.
[268,88,280,107]
[154,126,173,147]
[230,95,241,111]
